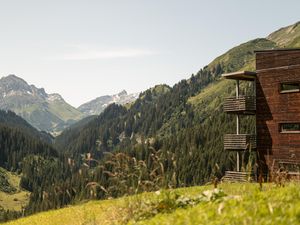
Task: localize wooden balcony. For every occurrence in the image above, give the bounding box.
[224,134,257,151]
[224,96,256,114]
[222,171,255,182]
[222,71,256,81]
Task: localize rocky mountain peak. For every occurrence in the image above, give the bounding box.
[78,90,138,116]
[0,74,31,92]
[47,93,64,102]
[0,74,83,134]
[118,90,128,96]
[2,74,26,83]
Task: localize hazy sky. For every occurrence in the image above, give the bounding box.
[0,0,299,107]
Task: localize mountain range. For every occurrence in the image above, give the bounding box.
[0,75,138,134]
[0,75,83,134]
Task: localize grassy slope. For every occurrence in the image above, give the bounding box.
[4,183,300,225]
[188,38,275,109]
[0,168,29,211]
[187,21,300,125]
[188,78,232,115]
[15,102,83,134]
[16,101,83,122]
[47,101,83,122]
[136,183,300,225]
[207,38,275,73]
[267,21,300,47]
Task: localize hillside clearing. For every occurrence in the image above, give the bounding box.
[0,168,30,211]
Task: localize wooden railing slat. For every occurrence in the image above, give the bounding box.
[224,134,256,150]
[224,96,256,113]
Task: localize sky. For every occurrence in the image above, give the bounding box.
[0,0,299,107]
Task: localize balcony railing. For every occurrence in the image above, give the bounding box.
[224,134,257,150]
[224,96,256,114]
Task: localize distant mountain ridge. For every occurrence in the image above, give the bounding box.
[78,90,139,116]
[0,75,139,134]
[0,75,83,134]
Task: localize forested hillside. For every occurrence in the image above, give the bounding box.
[55,38,276,182]
[0,110,53,143]
[0,110,58,222]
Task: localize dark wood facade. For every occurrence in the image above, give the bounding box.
[256,49,300,172]
[222,48,300,176]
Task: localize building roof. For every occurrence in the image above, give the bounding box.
[254,48,300,53]
[222,71,256,81]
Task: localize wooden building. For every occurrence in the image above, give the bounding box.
[223,48,300,179]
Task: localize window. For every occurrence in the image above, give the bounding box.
[280,123,300,133]
[278,161,300,172]
[280,82,300,93]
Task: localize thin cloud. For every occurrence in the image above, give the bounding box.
[54,46,156,60]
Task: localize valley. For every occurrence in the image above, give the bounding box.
[0,168,29,212]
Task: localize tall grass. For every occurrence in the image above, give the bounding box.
[85,148,177,200]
